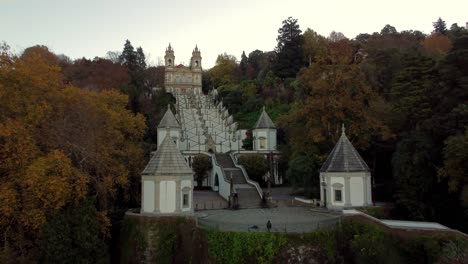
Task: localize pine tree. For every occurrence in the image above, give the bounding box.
[136,47,146,70]
[432,17,448,35]
[118,39,137,71]
[240,51,248,77]
[273,17,304,78]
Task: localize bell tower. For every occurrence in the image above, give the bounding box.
[165,43,175,67]
[190,45,202,70]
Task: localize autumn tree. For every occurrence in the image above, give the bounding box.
[303,28,328,65]
[0,45,147,259]
[327,31,347,42]
[422,34,453,57]
[210,53,239,87]
[293,54,390,149]
[63,57,130,91]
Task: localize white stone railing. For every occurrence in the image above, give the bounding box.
[229,152,263,199]
[211,153,232,201]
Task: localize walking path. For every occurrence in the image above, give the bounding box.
[196,207,340,233]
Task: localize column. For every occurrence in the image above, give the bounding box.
[154,180,160,213]
[325,176,332,208]
[175,179,181,213]
[344,176,351,207]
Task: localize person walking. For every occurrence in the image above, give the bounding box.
[266,220,272,232]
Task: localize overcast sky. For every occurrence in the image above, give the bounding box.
[2,0,467,68]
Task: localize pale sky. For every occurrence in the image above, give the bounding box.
[1,0,467,68]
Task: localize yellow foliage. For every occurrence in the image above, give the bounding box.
[0,182,18,226]
[19,150,88,230]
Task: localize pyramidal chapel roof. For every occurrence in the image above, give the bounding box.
[320,125,370,173]
[141,135,193,176]
[158,105,181,128]
[255,106,276,129]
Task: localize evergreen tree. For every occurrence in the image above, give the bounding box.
[240,51,248,77]
[136,47,146,70]
[390,53,435,132]
[118,39,137,71]
[273,17,304,79]
[432,17,448,35]
[38,200,108,263]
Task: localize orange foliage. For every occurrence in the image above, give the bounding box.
[422,34,452,56]
[281,63,391,152]
[20,150,88,231]
[0,45,146,247]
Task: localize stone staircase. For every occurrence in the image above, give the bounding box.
[215,153,246,184]
[215,153,262,208]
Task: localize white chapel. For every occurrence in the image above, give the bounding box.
[141,134,194,215]
[319,125,372,209]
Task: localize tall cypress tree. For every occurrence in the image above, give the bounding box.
[273,17,305,79]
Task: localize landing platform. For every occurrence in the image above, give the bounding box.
[196,207,340,233]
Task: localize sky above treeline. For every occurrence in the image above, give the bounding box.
[1,0,467,68]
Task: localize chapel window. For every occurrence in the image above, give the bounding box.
[259,137,267,149]
[183,194,189,208]
[334,189,342,202]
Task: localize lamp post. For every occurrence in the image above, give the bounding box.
[238,132,241,155]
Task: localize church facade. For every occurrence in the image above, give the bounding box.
[164,44,202,94]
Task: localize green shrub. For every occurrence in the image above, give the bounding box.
[206,231,286,264]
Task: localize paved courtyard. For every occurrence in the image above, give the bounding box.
[196,207,341,233]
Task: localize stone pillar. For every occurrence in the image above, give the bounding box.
[365,173,372,205]
[325,176,332,208]
[154,180,160,213]
[344,176,352,207]
[175,179,181,213]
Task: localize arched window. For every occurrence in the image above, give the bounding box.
[168,59,172,66]
[259,136,267,149]
[214,173,219,187]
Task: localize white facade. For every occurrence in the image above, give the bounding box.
[142,177,194,214]
[320,172,372,209]
[141,135,194,215]
[253,128,277,151]
[319,125,372,209]
[157,129,181,148]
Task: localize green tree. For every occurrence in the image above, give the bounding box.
[273,17,304,78]
[136,47,146,70]
[238,154,268,184]
[438,129,468,214]
[38,199,108,264]
[303,28,327,65]
[239,51,248,77]
[192,155,212,187]
[286,154,319,197]
[119,40,137,70]
[210,53,239,87]
[390,53,435,132]
[380,24,398,35]
[433,17,448,35]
